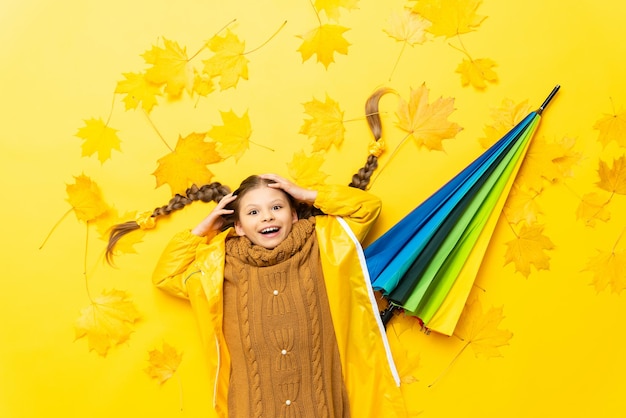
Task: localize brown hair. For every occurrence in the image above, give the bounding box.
[106,87,391,263]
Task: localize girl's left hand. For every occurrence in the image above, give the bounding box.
[259,173,318,204]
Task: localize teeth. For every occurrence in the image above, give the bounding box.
[261,227,279,234]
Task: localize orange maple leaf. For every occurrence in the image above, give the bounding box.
[115,72,162,112]
[455,57,498,90]
[207,110,252,162]
[74,289,141,356]
[576,192,611,227]
[582,246,626,294]
[66,174,109,222]
[143,38,194,98]
[297,24,350,69]
[75,118,122,164]
[287,150,329,188]
[145,342,183,385]
[504,222,555,277]
[454,296,513,358]
[299,95,345,152]
[202,29,249,91]
[153,132,222,195]
[593,108,626,148]
[410,0,487,38]
[597,156,626,195]
[396,84,462,151]
[479,99,531,149]
[503,184,542,226]
[314,0,359,21]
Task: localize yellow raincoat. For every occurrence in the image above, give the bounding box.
[152,185,408,417]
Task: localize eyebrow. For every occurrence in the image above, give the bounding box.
[242,199,287,210]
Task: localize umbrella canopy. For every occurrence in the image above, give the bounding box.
[366,85,560,335]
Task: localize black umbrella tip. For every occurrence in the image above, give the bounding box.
[537,85,561,115]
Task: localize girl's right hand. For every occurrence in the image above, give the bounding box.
[191,193,237,237]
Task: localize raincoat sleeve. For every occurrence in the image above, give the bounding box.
[313,184,381,242]
[151,229,215,299]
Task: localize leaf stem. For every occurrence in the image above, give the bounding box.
[189,19,237,61]
[389,41,407,82]
[143,109,173,152]
[428,341,470,387]
[244,20,288,56]
[308,0,322,26]
[448,33,472,61]
[370,132,412,187]
[39,207,73,249]
[249,140,275,152]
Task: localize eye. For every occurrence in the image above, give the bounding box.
[272,205,282,211]
[247,209,258,215]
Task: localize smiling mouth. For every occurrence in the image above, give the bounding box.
[261,227,279,234]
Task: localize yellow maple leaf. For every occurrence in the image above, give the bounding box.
[153,132,222,195]
[552,136,582,179]
[479,99,531,149]
[299,95,345,152]
[192,69,215,97]
[287,150,329,188]
[384,9,431,45]
[207,110,252,162]
[66,174,109,222]
[396,84,462,151]
[504,222,555,277]
[503,184,542,226]
[143,38,194,98]
[455,57,497,90]
[387,316,422,384]
[114,72,162,112]
[516,135,567,192]
[202,29,249,91]
[145,342,183,385]
[593,108,626,148]
[297,24,350,69]
[582,246,626,294]
[410,0,486,38]
[575,192,611,227]
[74,289,141,356]
[75,118,122,164]
[454,296,513,358]
[597,156,626,195]
[314,0,359,21]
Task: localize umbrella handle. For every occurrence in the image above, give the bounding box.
[380,303,399,328]
[537,85,560,115]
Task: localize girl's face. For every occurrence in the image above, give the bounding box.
[234,185,298,249]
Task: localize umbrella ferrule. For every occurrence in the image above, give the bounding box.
[537,85,561,115]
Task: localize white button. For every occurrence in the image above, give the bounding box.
[273,290,279,295]
[285,400,291,406]
[281,349,287,355]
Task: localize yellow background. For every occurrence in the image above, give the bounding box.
[2,0,625,417]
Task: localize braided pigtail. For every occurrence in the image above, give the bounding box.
[106,182,231,264]
[349,87,396,190]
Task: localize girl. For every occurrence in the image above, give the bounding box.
[106,89,407,417]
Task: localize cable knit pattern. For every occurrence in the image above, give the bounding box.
[223,218,350,418]
[301,262,329,418]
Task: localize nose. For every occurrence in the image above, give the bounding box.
[261,210,274,221]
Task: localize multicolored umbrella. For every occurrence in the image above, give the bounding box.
[366,85,560,336]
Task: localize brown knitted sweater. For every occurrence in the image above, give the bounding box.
[223,218,350,418]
